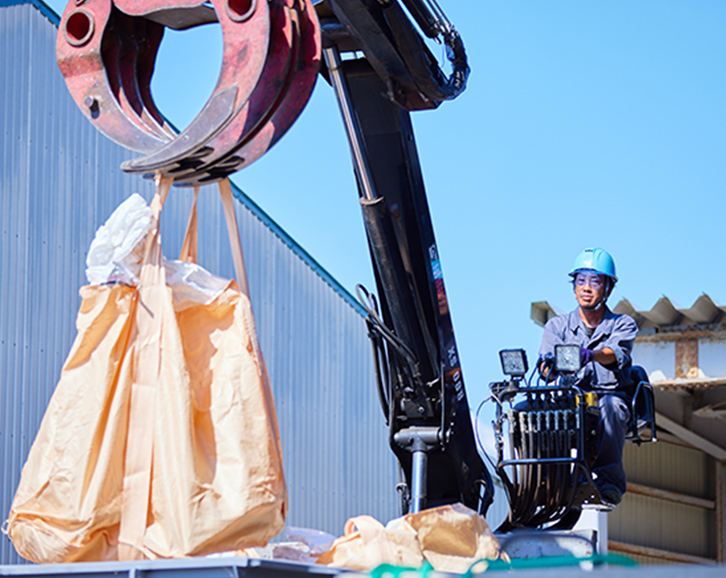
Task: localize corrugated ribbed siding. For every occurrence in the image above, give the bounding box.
[610,441,717,561]
[0,1,397,564]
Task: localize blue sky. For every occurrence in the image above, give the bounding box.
[46,1,726,416]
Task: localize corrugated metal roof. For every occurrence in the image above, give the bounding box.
[613,294,726,330]
[531,294,726,331]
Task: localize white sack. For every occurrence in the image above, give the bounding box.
[86,193,227,306]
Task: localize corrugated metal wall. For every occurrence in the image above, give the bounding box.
[0,1,397,564]
[610,439,718,563]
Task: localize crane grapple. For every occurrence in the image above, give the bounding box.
[57,0,321,185]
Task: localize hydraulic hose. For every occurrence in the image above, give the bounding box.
[381,0,469,103]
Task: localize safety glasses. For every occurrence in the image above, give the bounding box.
[574,272,605,289]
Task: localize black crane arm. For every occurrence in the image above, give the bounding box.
[314,0,494,516]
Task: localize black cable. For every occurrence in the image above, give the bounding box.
[356,284,420,380]
[474,396,501,473]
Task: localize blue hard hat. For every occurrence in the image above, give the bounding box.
[569,247,618,282]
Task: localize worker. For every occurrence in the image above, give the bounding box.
[538,247,638,505]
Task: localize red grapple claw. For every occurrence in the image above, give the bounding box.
[57,0,320,180]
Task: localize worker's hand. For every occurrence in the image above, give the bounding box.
[580,347,594,365]
[538,353,555,381]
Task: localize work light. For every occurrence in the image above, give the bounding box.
[555,344,581,373]
[499,349,528,377]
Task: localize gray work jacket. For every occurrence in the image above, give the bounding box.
[539,307,638,392]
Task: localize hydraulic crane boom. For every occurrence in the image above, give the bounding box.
[316,0,494,515]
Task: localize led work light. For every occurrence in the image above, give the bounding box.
[555,344,581,373]
[499,349,528,377]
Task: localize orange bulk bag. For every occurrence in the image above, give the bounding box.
[316,503,500,573]
[4,178,287,562]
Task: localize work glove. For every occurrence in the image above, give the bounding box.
[580,347,594,365]
[538,353,556,381]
